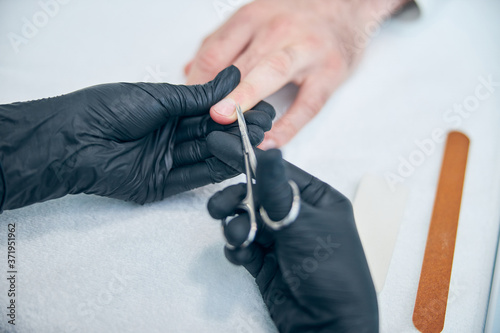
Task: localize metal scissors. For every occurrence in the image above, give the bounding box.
[222,105,258,250]
[222,105,302,249]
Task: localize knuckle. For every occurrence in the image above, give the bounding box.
[303,34,325,50]
[237,80,258,100]
[268,16,295,35]
[335,194,353,212]
[197,47,224,72]
[301,94,327,118]
[264,48,295,77]
[324,54,346,73]
[235,3,256,18]
[200,34,214,47]
[232,60,252,78]
[274,117,300,144]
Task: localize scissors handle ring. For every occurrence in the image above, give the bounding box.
[259,180,301,231]
[222,204,258,250]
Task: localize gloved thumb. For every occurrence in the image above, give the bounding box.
[143,65,240,118]
[256,149,293,221]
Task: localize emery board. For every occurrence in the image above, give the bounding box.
[412,131,470,333]
[353,174,409,293]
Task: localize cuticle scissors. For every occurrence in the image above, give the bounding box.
[222,104,301,249]
[222,105,258,250]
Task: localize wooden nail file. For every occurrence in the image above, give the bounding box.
[413,131,470,333]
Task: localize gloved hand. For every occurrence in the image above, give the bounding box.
[0,66,275,211]
[207,132,378,333]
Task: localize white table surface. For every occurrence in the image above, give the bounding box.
[0,0,499,332]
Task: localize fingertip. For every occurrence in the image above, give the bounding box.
[227,65,242,80]
[265,122,296,148]
[224,245,254,266]
[207,192,225,220]
[246,125,265,146]
[252,101,276,121]
[258,136,278,150]
[207,183,246,219]
[224,214,251,247]
[210,105,237,125]
[224,244,265,277]
[184,60,193,77]
[213,65,241,93]
[259,149,283,168]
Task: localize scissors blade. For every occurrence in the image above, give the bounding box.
[235,105,257,174]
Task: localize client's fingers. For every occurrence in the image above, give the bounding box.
[210,48,308,125]
[186,17,256,85]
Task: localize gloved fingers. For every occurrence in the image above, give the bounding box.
[172,139,210,168]
[175,120,266,148]
[215,100,275,134]
[207,131,349,209]
[162,157,238,198]
[208,183,275,247]
[208,184,267,276]
[174,101,275,145]
[207,183,247,220]
[173,115,209,145]
[224,213,255,248]
[147,65,240,118]
[298,173,352,210]
[92,67,237,141]
[224,123,265,147]
[224,243,266,278]
[245,100,277,126]
[172,121,265,168]
[256,150,293,221]
[254,253,280,296]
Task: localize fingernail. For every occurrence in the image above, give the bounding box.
[213,98,236,117]
[259,139,277,150]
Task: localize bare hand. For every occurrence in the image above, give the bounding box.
[185,0,410,148]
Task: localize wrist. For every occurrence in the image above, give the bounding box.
[0,99,71,210]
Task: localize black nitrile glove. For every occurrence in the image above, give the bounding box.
[206,132,378,333]
[0,66,275,211]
